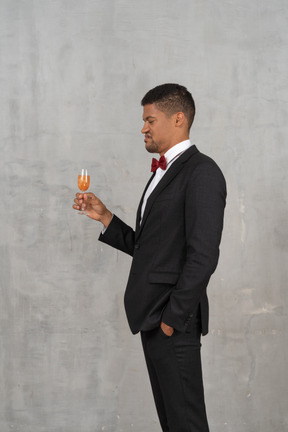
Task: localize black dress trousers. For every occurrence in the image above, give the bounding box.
[141,317,209,432]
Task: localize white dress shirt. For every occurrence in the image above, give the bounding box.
[140,139,192,223]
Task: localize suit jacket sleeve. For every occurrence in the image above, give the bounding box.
[161,161,226,331]
[99,215,135,257]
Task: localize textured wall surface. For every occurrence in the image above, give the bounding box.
[0,1,287,431]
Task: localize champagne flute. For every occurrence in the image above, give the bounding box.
[78,169,90,215]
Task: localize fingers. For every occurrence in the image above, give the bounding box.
[73,192,105,216]
[73,197,81,207]
[73,192,96,211]
[73,194,83,210]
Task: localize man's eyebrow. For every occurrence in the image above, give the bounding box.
[143,115,156,121]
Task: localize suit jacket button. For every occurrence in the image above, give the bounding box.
[135,244,140,249]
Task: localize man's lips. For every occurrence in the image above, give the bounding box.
[144,135,152,142]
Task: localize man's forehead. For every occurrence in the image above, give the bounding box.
[143,103,164,119]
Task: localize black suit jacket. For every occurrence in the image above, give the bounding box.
[99,145,226,335]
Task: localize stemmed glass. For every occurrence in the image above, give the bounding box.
[78,169,90,215]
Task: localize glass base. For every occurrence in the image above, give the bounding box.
[78,209,87,215]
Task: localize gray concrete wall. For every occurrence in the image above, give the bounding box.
[0,0,287,431]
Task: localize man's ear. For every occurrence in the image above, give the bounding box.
[175,112,185,127]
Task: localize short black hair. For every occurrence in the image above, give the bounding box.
[141,83,195,130]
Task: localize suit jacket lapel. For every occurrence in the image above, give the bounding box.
[135,172,155,231]
[136,145,199,240]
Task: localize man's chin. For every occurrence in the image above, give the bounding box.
[145,142,158,154]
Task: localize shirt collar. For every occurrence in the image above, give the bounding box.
[164,139,192,166]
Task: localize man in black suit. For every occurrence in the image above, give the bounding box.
[73,84,226,432]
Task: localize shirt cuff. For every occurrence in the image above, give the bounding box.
[101,214,114,234]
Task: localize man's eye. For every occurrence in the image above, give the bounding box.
[148,120,154,124]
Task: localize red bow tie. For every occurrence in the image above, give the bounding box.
[151,156,167,172]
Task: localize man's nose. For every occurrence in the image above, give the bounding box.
[141,122,149,134]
